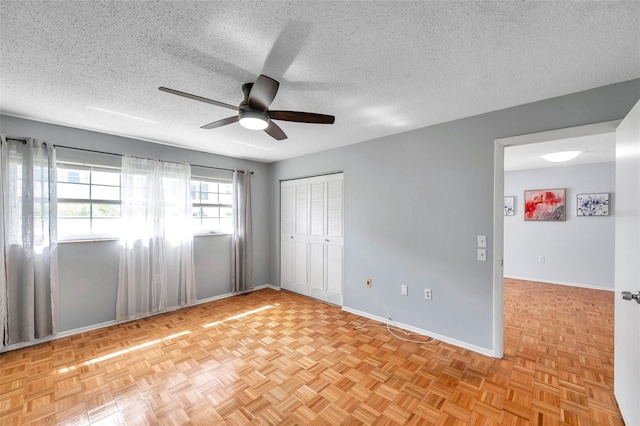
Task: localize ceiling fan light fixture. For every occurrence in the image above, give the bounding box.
[542,151,582,163]
[239,110,269,130]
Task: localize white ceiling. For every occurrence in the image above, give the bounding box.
[1,1,639,163]
[504,132,616,171]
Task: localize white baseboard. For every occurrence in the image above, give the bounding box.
[0,284,280,353]
[341,306,495,358]
[504,276,614,292]
[190,283,280,305]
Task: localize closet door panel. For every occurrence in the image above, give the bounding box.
[309,240,325,299]
[280,237,294,290]
[326,243,343,304]
[327,177,343,237]
[281,184,295,235]
[295,184,309,235]
[310,181,325,236]
[293,240,308,291]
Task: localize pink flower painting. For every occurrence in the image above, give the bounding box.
[524,189,566,221]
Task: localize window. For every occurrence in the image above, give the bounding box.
[55,159,234,238]
[57,162,121,238]
[191,177,233,234]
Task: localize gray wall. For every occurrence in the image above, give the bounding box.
[0,115,270,332]
[504,162,615,289]
[2,79,639,351]
[268,79,640,352]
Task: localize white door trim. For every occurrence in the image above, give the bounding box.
[492,119,621,358]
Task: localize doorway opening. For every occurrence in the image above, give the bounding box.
[492,120,620,358]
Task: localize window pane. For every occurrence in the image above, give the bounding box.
[201,206,220,218]
[219,194,232,205]
[201,192,218,204]
[58,218,91,236]
[93,203,120,217]
[58,183,90,199]
[58,203,91,218]
[57,162,123,238]
[92,218,121,234]
[92,170,120,186]
[58,169,90,184]
[201,218,220,231]
[92,185,120,201]
[219,183,232,194]
[190,178,234,234]
[219,218,233,234]
[202,182,216,193]
[220,207,232,218]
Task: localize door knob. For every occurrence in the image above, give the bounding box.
[621,291,640,304]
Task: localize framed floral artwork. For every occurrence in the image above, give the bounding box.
[504,196,515,216]
[577,193,610,216]
[524,189,566,221]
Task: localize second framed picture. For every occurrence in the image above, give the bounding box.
[524,189,566,221]
[504,196,515,216]
[577,193,610,216]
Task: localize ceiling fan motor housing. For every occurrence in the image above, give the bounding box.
[238,104,269,130]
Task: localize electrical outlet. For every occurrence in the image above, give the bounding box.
[401,285,408,296]
[366,278,372,288]
[477,235,487,248]
[424,288,432,300]
[539,256,545,263]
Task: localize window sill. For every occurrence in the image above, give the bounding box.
[58,233,232,243]
[58,237,119,243]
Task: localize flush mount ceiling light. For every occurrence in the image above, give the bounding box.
[238,109,269,130]
[542,151,582,163]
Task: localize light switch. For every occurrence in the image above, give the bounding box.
[477,235,487,248]
[477,249,487,261]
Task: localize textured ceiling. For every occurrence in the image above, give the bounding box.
[1,1,639,163]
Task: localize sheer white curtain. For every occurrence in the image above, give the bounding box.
[1,136,58,349]
[116,156,196,321]
[231,170,253,292]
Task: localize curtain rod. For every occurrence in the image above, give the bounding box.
[6,136,50,145]
[52,143,253,174]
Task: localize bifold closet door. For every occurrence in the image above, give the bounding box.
[280,181,309,296]
[280,173,343,305]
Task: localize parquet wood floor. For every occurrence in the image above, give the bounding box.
[0,279,622,425]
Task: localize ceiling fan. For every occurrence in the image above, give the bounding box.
[159,74,335,141]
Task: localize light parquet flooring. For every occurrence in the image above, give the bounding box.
[0,279,623,425]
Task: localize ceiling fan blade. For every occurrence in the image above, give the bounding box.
[269,110,335,124]
[200,116,239,129]
[248,75,279,111]
[159,87,238,111]
[262,21,310,78]
[264,121,287,140]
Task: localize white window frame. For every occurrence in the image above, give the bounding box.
[56,161,122,241]
[191,175,233,235]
